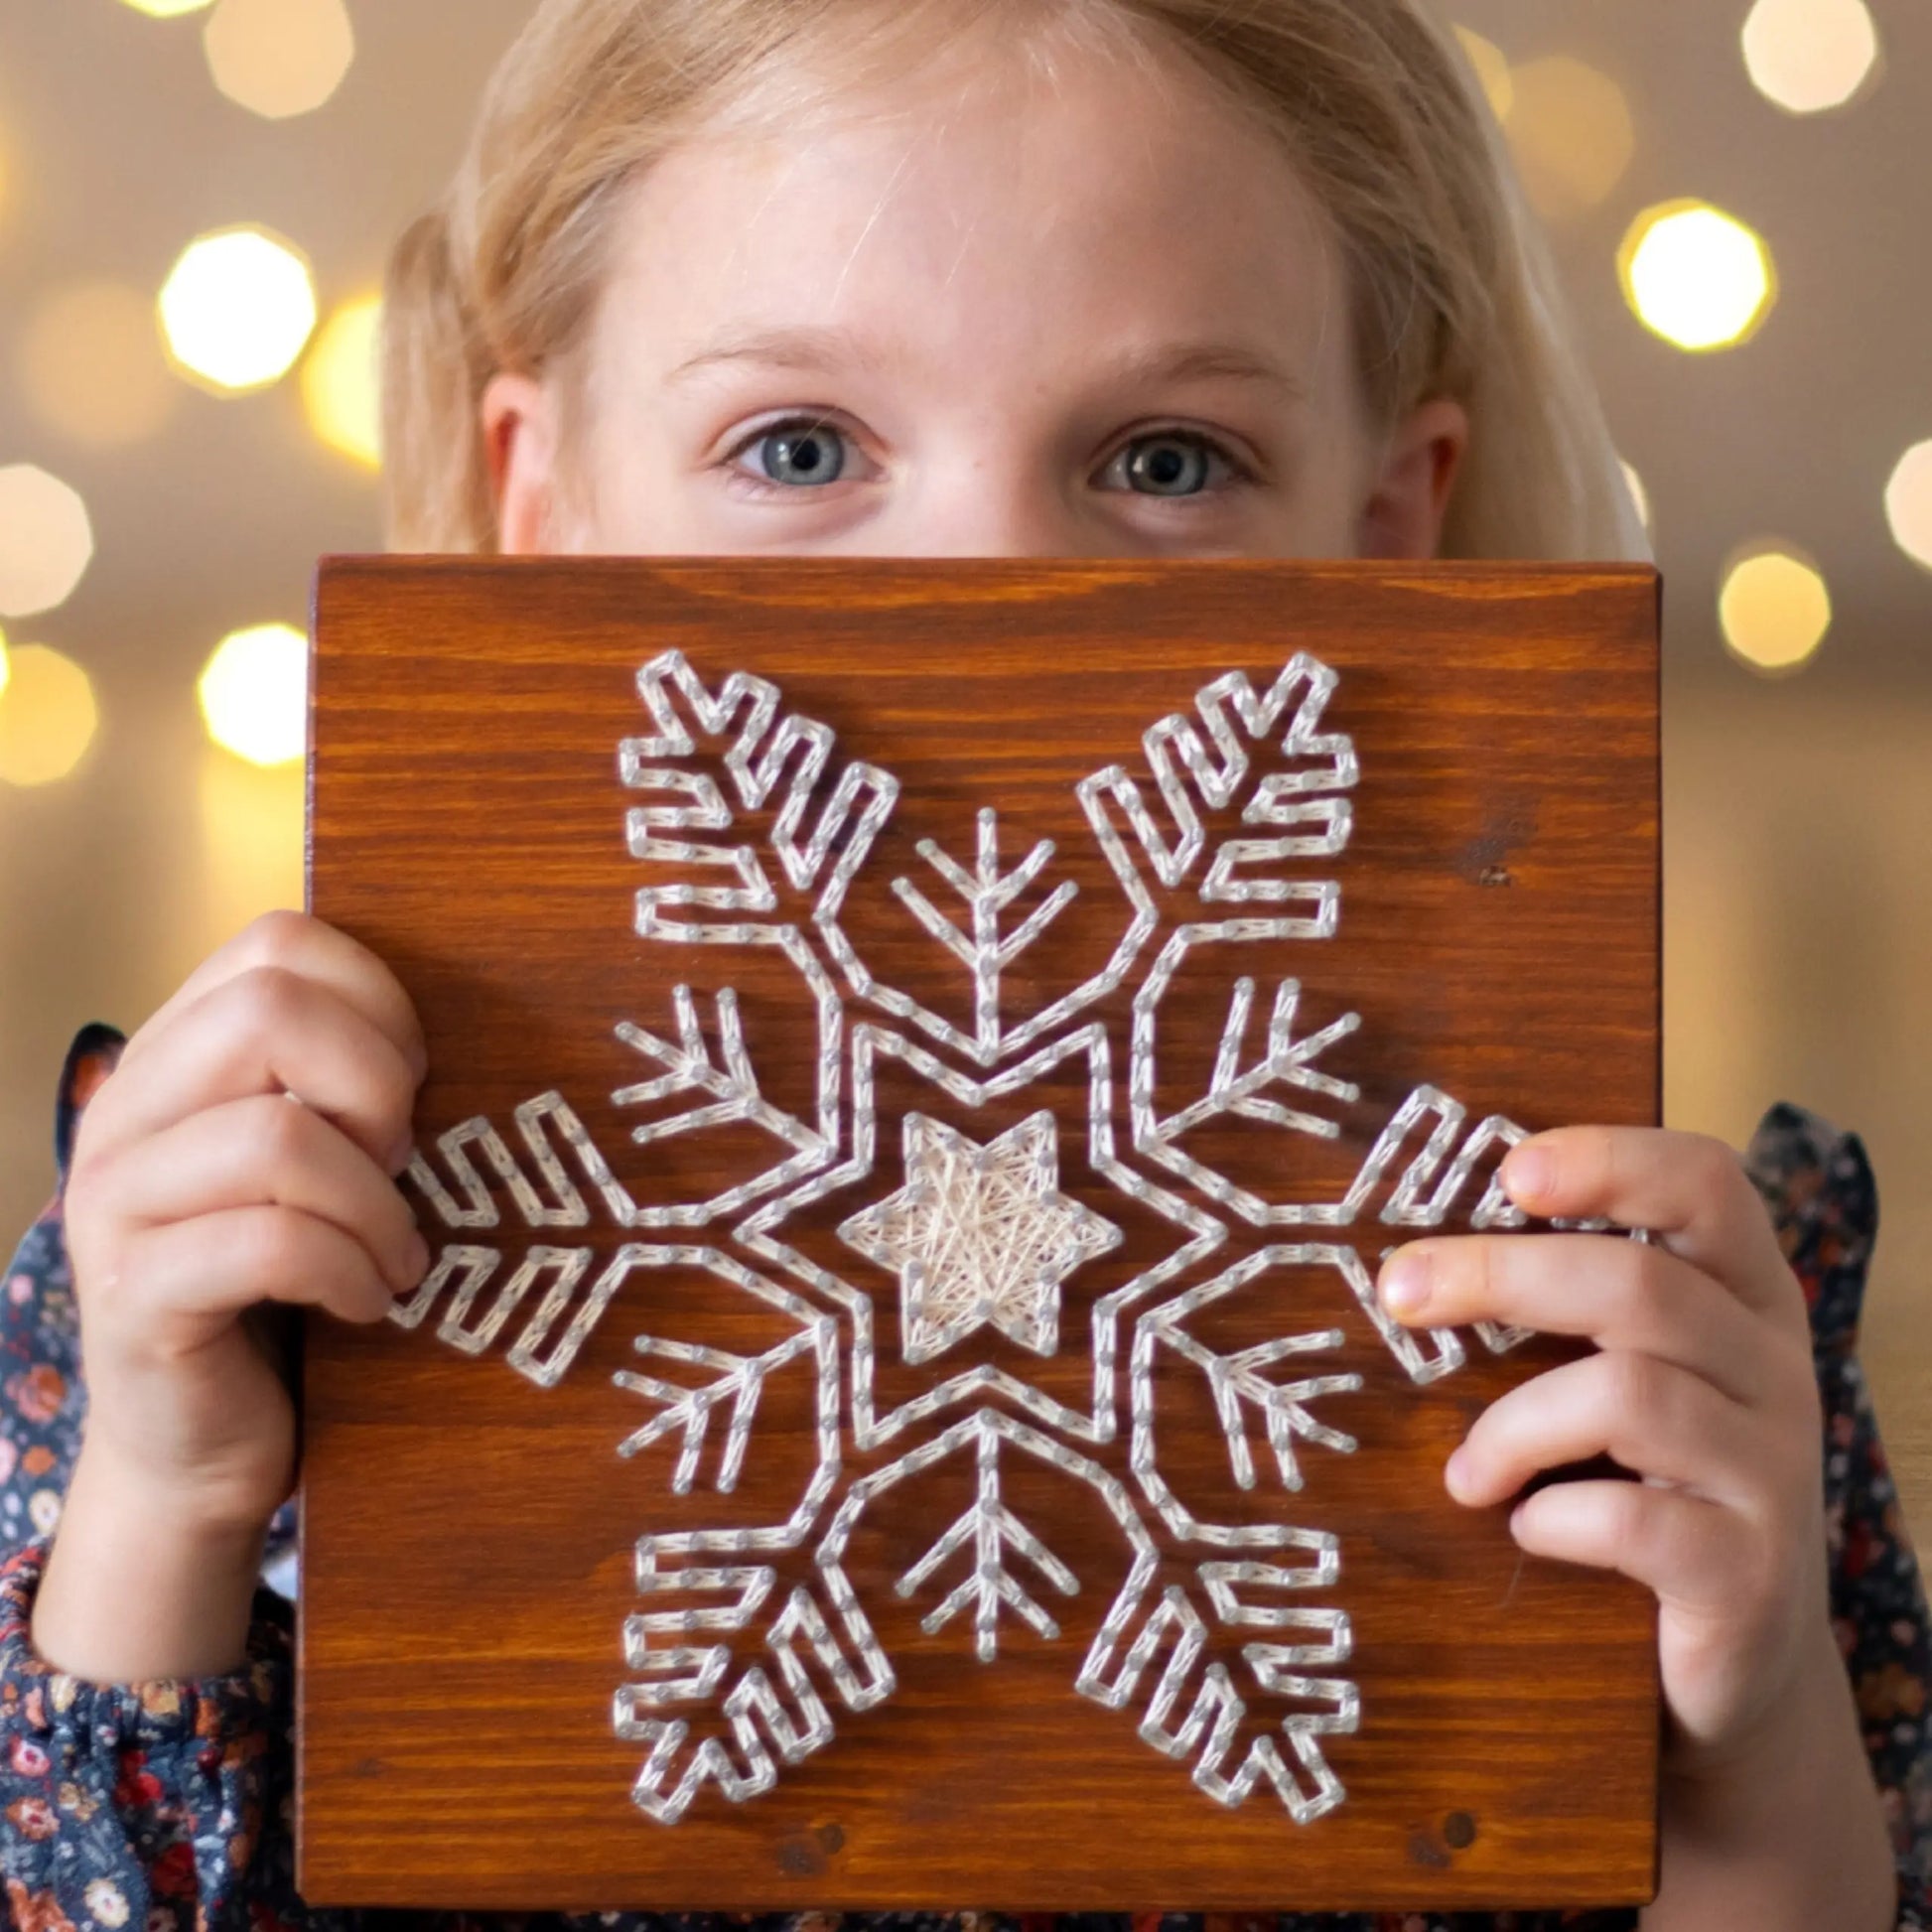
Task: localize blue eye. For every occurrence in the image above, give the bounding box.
[1121,433,1214,496]
[1105,432,1236,501]
[747,422,847,486]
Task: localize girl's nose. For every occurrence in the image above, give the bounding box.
[886,466,1113,560]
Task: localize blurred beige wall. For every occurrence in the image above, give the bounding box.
[1665,675,1932,1533]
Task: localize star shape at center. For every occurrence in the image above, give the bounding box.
[837,1111,1124,1366]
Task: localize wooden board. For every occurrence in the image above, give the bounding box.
[300,557,1661,1913]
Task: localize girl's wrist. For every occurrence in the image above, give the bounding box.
[33,1446,269,1683]
[1649,1626,1896,1932]
[1661,1620,1858,1807]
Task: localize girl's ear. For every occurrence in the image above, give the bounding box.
[482,372,565,555]
[1354,395,1470,562]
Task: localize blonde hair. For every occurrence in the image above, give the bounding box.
[381,0,1652,563]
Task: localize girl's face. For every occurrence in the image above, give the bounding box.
[485,32,1468,562]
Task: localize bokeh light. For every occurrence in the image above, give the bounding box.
[159,225,318,393]
[0,644,99,786]
[0,628,10,700]
[120,0,213,15]
[204,0,355,120]
[1619,201,1776,352]
[20,281,179,449]
[199,622,309,766]
[302,294,383,469]
[1719,546,1832,674]
[198,751,306,940]
[1502,56,1635,221]
[0,467,95,620]
[1453,26,1514,123]
[1886,441,1932,574]
[1742,0,1880,114]
[1619,459,1652,536]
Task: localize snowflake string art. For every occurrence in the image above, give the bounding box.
[388,645,1616,1834]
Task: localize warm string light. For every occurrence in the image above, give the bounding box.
[1446,21,1843,673]
[1742,0,1880,114]
[0,644,99,786]
[82,13,364,785]
[197,749,307,937]
[159,225,318,393]
[1452,26,1514,123]
[0,467,94,621]
[303,295,384,469]
[1719,546,1833,675]
[1619,201,1776,352]
[1885,442,1932,574]
[1448,28,1632,221]
[200,622,309,766]
[204,0,356,120]
[1503,56,1635,222]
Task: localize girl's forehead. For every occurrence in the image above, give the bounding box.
[600,30,1349,393]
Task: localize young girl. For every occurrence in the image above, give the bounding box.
[0,0,1922,1926]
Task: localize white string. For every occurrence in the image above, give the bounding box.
[836,1110,1121,1365]
[391,645,1638,1831]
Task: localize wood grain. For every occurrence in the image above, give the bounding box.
[301,557,1661,1913]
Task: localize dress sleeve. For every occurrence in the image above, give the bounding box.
[1743,1103,1932,1930]
[0,1026,332,1928]
[0,1536,309,1932]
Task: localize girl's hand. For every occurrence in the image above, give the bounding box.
[1375,1126,1829,1776]
[59,908,430,1548]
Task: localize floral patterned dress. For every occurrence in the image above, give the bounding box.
[1,1022,1928,1931]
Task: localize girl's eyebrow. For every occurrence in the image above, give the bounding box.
[667,325,874,385]
[666,326,1307,402]
[1095,342,1309,402]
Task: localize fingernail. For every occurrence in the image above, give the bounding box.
[1444,1444,1472,1499]
[404,1230,431,1281]
[1379,1252,1431,1316]
[387,1133,416,1175]
[1503,1145,1551,1205]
